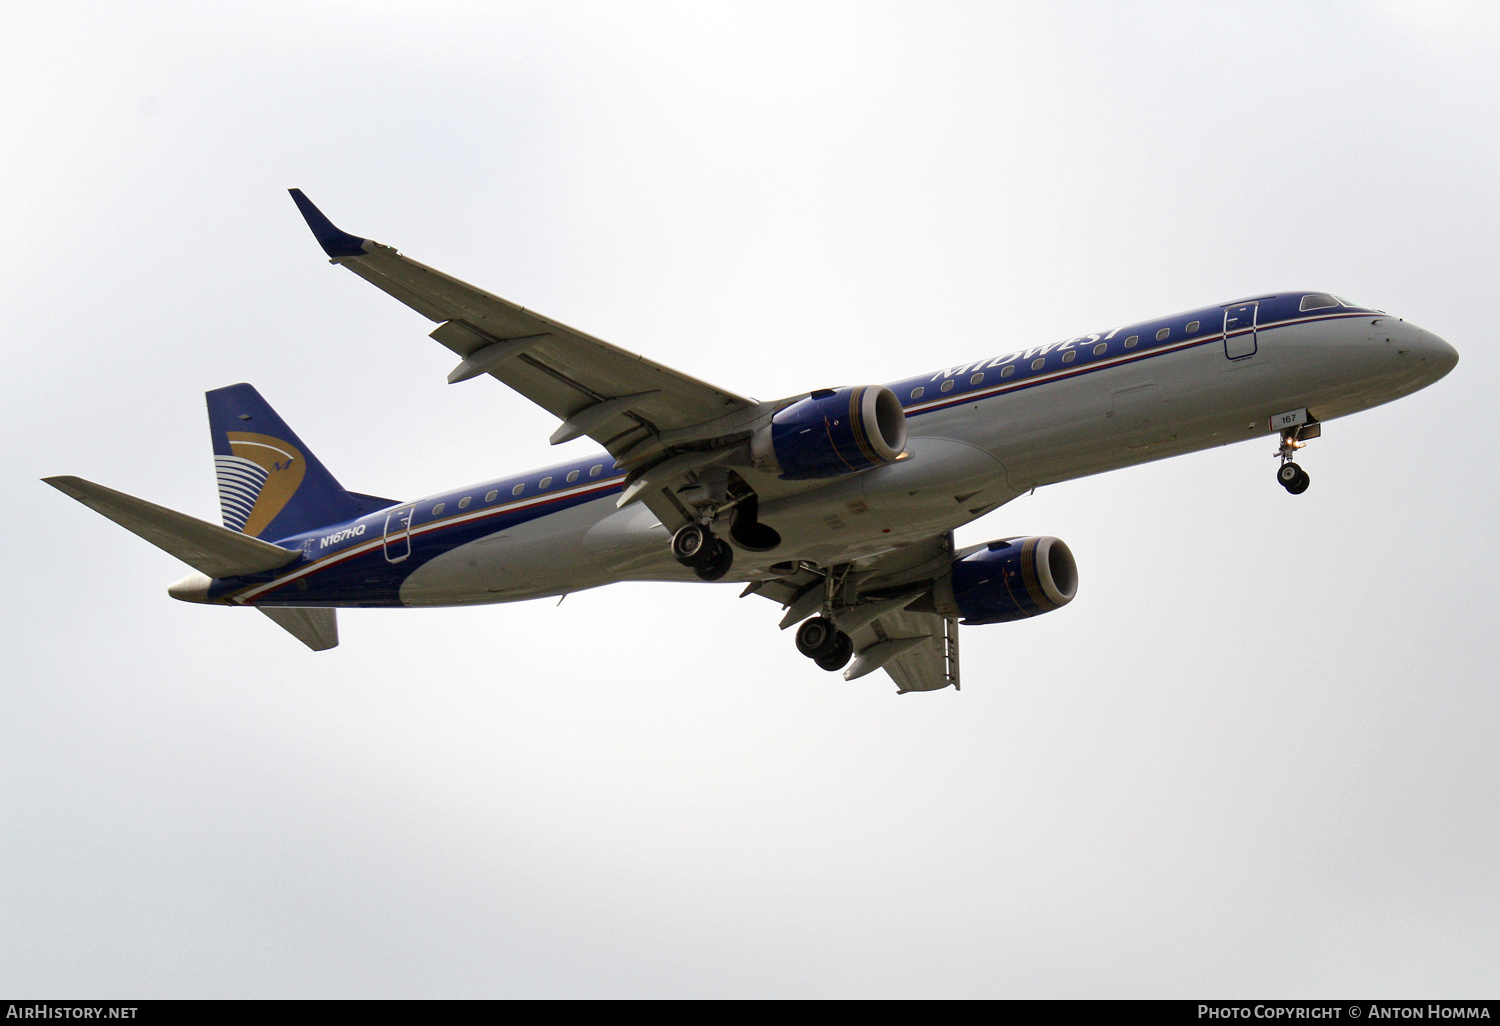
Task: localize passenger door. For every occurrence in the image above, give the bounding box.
[383,505,415,563]
[1223,303,1258,360]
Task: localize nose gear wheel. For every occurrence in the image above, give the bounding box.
[1277,461,1310,494]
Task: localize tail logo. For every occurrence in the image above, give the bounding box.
[215,432,306,536]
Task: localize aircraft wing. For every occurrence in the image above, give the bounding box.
[289,191,759,464]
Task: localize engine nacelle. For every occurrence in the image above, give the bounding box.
[753,385,908,480]
[950,536,1078,625]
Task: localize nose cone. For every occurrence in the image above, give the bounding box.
[1395,322,1459,388]
[1413,326,1460,383]
[167,571,213,603]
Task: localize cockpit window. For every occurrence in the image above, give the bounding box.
[1299,293,1340,312]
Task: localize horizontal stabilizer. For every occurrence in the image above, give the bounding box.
[43,476,300,579]
[259,607,338,651]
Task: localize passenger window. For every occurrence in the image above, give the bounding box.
[458,496,471,509]
[432,502,446,516]
[511,483,524,496]
[539,476,552,489]
[485,490,498,502]
[1030,358,1045,370]
[1155,328,1170,340]
[1061,351,1076,363]
[1186,320,1200,333]
[590,465,602,477]
[1300,293,1340,311]
[969,372,984,385]
[1093,342,1107,356]
[566,470,579,483]
[940,380,954,392]
[1124,335,1139,347]
[1000,365,1015,378]
[910,386,925,400]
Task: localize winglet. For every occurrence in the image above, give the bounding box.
[288,189,368,258]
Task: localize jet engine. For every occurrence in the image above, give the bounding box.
[753,385,908,480]
[949,536,1078,624]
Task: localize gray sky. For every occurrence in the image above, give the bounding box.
[3,0,1497,998]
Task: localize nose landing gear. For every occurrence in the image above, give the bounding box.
[1273,416,1320,495]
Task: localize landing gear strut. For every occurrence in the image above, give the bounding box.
[795,616,853,672]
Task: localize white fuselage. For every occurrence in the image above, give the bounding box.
[394,308,1453,608]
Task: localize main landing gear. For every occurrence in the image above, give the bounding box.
[671,522,734,581]
[795,616,854,672]
[669,481,782,583]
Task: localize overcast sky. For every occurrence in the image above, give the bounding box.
[3,0,1497,998]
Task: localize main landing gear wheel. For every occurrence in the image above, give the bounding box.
[673,523,735,580]
[814,632,854,672]
[671,523,713,566]
[1277,462,1310,495]
[795,616,841,659]
[796,616,853,671]
[692,538,734,581]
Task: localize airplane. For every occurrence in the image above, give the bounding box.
[43,190,1460,693]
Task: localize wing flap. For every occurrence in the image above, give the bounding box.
[865,606,960,694]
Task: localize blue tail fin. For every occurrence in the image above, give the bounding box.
[207,384,398,540]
